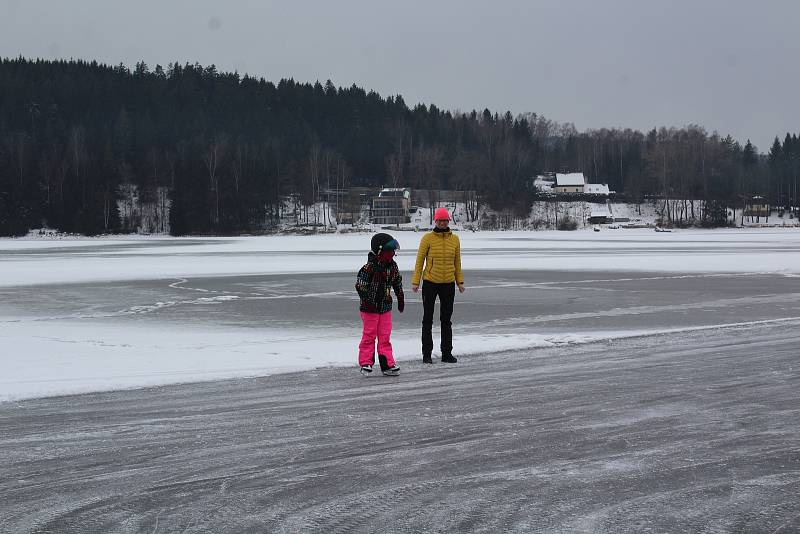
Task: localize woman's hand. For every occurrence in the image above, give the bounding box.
[457,282,465,293]
[412,284,419,293]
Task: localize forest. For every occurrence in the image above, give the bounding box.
[0,57,798,235]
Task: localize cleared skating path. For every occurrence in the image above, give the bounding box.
[2,322,799,533]
[4,269,800,336]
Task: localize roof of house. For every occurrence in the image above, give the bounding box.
[589,204,611,217]
[555,173,586,186]
[378,188,410,198]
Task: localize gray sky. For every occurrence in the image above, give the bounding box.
[2,0,798,151]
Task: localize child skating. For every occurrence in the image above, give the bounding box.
[355,233,404,376]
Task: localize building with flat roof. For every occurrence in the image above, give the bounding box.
[371,188,411,225]
[584,183,610,195]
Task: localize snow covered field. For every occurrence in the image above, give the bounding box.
[2,227,800,402]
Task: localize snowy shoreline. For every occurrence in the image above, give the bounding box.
[2,227,800,288]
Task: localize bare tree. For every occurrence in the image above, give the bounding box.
[14,132,26,187]
[307,143,322,225]
[412,146,444,224]
[203,136,227,227]
[386,153,403,189]
[70,126,85,192]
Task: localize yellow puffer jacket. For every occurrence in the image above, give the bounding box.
[412,229,464,285]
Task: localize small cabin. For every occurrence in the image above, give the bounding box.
[744,196,770,218]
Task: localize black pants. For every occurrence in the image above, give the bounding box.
[421,281,455,357]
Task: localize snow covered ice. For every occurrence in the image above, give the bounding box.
[2,227,800,533]
[2,227,800,401]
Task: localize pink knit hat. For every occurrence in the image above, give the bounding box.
[434,207,451,221]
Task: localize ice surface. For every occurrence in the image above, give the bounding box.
[2,227,800,401]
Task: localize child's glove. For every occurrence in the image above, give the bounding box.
[397,293,404,313]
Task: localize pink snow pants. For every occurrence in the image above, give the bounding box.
[359,312,396,367]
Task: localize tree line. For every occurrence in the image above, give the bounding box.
[0,57,796,235]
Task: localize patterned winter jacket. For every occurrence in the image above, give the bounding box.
[411,228,463,286]
[355,253,404,314]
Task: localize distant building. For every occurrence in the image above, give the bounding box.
[584,183,611,196]
[552,173,611,196]
[588,204,613,224]
[554,173,586,193]
[371,188,411,225]
[744,196,770,218]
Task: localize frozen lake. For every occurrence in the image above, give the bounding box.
[1,323,799,532]
[1,228,800,532]
[2,228,800,401]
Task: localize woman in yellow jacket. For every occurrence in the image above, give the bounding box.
[412,208,465,363]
